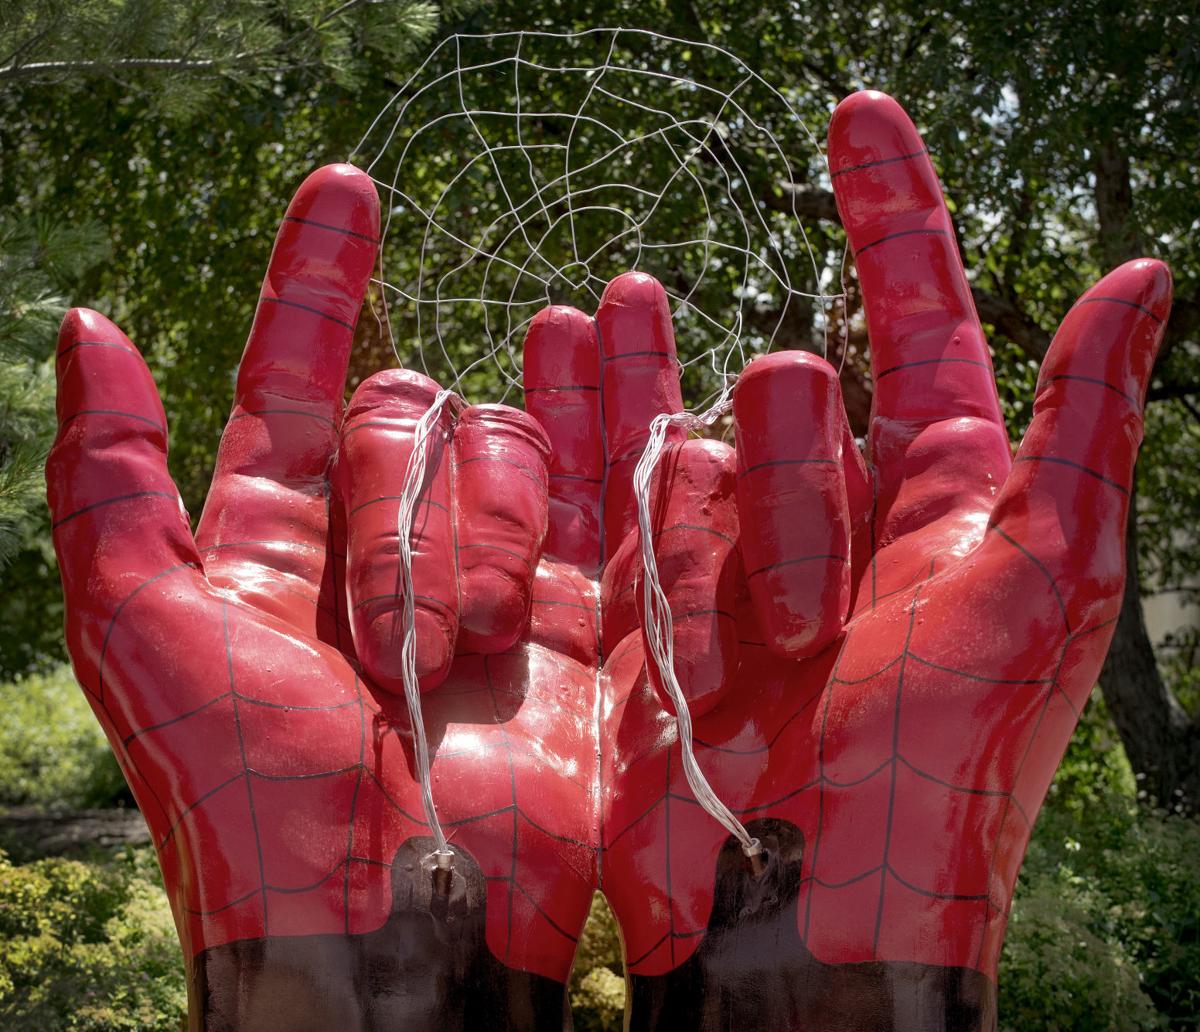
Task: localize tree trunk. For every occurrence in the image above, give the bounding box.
[1098,500,1200,809]
[1093,137,1199,811]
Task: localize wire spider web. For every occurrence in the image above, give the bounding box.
[351,27,845,410]
[346,28,850,863]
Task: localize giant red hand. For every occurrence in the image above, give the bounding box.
[586,92,1173,1029]
[47,90,1172,1031]
[44,166,612,1029]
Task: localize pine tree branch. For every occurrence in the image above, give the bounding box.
[0,56,249,80]
[0,24,54,70]
[0,0,372,84]
[314,0,370,29]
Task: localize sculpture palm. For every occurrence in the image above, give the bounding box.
[588,92,1172,1031]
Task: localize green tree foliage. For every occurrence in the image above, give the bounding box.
[0,219,107,564]
[0,0,457,674]
[570,894,625,1032]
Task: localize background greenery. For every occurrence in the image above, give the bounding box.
[0,1,1196,1029]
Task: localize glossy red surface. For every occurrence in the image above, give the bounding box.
[598,92,1172,989]
[45,165,597,987]
[47,90,1171,1027]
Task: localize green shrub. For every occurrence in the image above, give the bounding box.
[0,846,185,1031]
[1000,865,1161,1031]
[999,698,1200,1030]
[572,966,625,1031]
[0,665,125,810]
[570,892,624,1031]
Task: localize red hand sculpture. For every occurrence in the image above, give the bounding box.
[580,92,1173,1030]
[48,89,1170,1032]
[45,166,609,1029]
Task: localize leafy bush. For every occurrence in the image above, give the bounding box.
[999,699,1200,1030]
[0,664,125,810]
[570,892,625,1031]
[1000,866,1161,1031]
[0,847,185,1031]
[572,966,625,1032]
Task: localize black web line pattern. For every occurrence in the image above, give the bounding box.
[223,601,270,930]
[343,674,367,934]
[52,233,608,963]
[610,530,1099,973]
[869,570,928,952]
[59,277,1140,974]
[66,536,595,952]
[64,460,1103,977]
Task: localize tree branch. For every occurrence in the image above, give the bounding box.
[1147,380,1200,402]
[762,183,841,224]
[0,0,370,84]
[1176,394,1200,425]
[1159,291,1200,367]
[969,286,1051,360]
[799,60,851,103]
[0,56,239,81]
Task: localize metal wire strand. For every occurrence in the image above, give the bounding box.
[632,388,762,858]
[350,28,848,403]
[395,388,462,868]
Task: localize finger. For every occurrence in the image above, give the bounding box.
[987,258,1171,629]
[197,164,379,612]
[335,370,458,693]
[828,92,1011,528]
[828,90,1001,427]
[887,262,1171,965]
[734,352,852,658]
[598,531,640,656]
[522,305,603,571]
[841,418,872,523]
[46,308,203,636]
[453,404,551,653]
[595,272,685,562]
[637,439,741,717]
